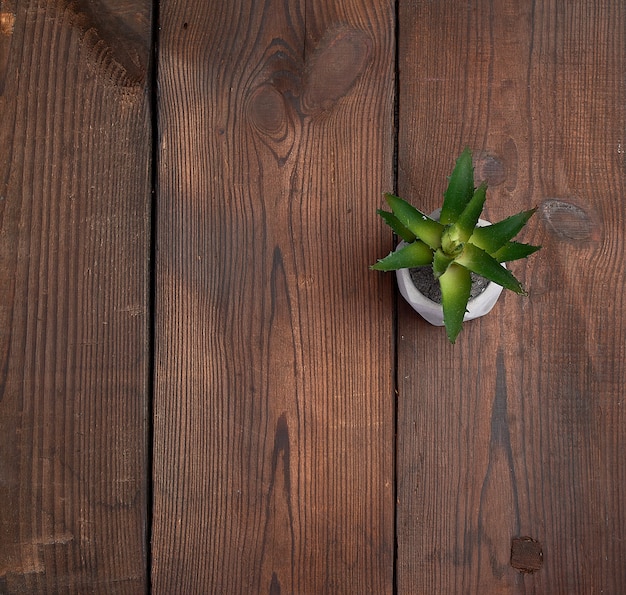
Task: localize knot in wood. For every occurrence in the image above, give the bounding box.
[540,199,596,242]
[302,28,371,113]
[474,153,506,187]
[246,84,288,137]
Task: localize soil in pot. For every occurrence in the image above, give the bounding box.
[409,266,491,304]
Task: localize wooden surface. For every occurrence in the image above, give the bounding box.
[0,0,152,592]
[1,0,625,593]
[151,0,395,592]
[396,0,626,593]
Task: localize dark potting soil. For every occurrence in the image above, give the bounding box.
[409,266,490,304]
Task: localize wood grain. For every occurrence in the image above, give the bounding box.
[0,0,151,592]
[396,0,626,592]
[152,0,396,592]
[4,1,622,592]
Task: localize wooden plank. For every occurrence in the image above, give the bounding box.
[396,0,626,592]
[152,0,395,592]
[0,1,151,592]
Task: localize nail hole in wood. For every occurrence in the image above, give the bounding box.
[511,536,543,574]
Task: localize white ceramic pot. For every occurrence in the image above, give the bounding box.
[395,210,506,326]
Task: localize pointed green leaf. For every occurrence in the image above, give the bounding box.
[439,263,472,343]
[432,248,455,278]
[385,193,443,249]
[456,243,526,294]
[492,241,541,263]
[377,209,416,243]
[469,208,538,254]
[440,147,475,225]
[371,240,433,271]
[452,181,487,241]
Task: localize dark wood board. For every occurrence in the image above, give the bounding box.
[0,1,152,592]
[3,0,624,592]
[396,0,626,592]
[152,0,396,592]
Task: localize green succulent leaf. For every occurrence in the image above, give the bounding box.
[456,243,526,294]
[385,193,443,249]
[439,263,472,343]
[452,181,487,242]
[469,208,538,254]
[371,240,433,271]
[377,209,417,243]
[440,147,475,225]
[432,248,455,278]
[492,241,541,263]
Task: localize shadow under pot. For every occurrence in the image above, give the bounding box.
[395,209,506,327]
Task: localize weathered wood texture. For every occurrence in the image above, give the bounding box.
[3,0,625,592]
[396,0,626,593]
[0,1,151,592]
[152,0,395,592]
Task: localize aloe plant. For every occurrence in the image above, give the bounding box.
[372,147,540,343]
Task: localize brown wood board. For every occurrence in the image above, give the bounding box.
[396,0,626,593]
[152,0,396,592]
[0,1,152,592]
[1,0,625,593]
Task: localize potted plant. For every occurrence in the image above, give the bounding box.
[372,147,540,343]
